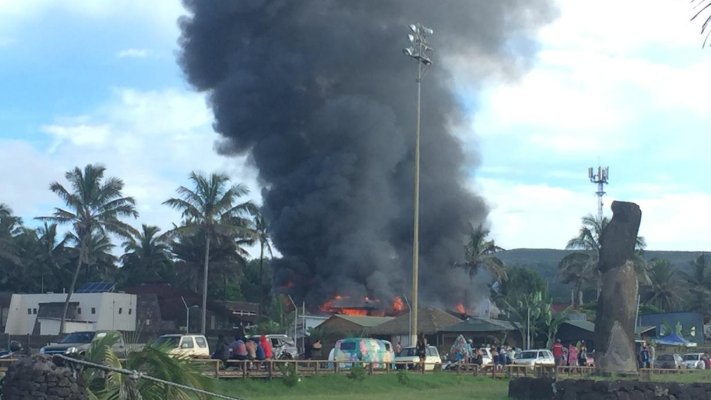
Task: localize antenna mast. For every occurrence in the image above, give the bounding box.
[588,166,609,220]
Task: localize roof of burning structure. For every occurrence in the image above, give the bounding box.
[370,307,461,335]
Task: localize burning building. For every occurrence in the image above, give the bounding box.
[178,1,555,311]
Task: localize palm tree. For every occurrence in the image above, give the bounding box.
[643,258,684,312]
[454,223,506,282]
[560,214,647,306]
[0,204,21,266]
[83,332,209,400]
[683,253,710,316]
[163,171,256,334]
[37,164,138,334]
[692,1,711,46]
[254,212,273,307]
[120,225,174,287]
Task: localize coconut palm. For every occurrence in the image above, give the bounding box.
[37,164,138,334]
[643,258,684,312]
[454,223,506,282]
[692,0,711,46]
[0,204,21,266]
[254,212,273,307]
[120,225,174,287]
[83,332,209,400]
[682,253,711,316]
[163,171,256,334]
[559,214,648,306]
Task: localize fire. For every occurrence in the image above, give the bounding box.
[320,294,348,313]
[339,308,368,316]
[392,296,405,313]
[455,303,466,314]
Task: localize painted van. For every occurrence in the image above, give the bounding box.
[331,338,394,369]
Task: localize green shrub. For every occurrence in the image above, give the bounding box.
[397,369,410,385]
[278,363,300,387]
[347,363,366,381]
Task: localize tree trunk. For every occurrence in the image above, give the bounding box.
[259,241,265,310]
[201,235,211,335]
[60,241,85,335]
[570,288,575,307]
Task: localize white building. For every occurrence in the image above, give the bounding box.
[4,292,137,335]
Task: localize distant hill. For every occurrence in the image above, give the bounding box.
[497,248,703,302]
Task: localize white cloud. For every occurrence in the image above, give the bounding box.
[117,48,150,59]
[6,88,261,240]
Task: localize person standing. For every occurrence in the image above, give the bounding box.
[312,339,323,360]
[260,335,273,360]
[552,339,563,366]
[416,334,427,369]
[578,340,588,367]
[567,343,578,368]
[394,341,402,356]
[640,345,650,369]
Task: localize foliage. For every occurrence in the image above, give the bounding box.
[37,164,138,334]
[163,171,256,334]
[83,332,210,400]
[347,363,367,381]
[494,266,547,308]
[277,363,300,387]
[453,223,506,282]
[396,368,410,385]
[118,225,175,288]
[643,258,684,312]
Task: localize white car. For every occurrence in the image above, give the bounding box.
[153,334,210,358]
[479,348,493,366]
[682,353,707,369]
[395,346,441,371]
[512,349,556,370]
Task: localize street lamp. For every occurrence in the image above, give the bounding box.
[403,22,434,347]
[181,297,199,334]
[287,295,298,351]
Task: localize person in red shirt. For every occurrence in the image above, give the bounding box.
[552,339,564,366]
[260,335,273,360]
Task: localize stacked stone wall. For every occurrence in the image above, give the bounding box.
[510,377,711,400]
[1,356,86,400]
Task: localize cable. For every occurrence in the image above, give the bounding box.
[54,355,243,400]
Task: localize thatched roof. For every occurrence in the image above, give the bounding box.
[370,307,462,335]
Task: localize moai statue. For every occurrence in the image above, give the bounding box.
[594,201,642,374]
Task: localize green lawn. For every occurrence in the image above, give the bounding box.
[210,372,510,400]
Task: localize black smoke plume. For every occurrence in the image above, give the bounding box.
[178,1,555,311]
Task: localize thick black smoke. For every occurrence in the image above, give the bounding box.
[178,1,555,310]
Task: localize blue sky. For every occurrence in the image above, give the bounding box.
[1,0,710,252]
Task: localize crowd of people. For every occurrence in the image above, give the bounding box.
[551,339,593,367]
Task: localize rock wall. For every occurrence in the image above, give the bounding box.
[509,378,711,400]
[1,356,86,400]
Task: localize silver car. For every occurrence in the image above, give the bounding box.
[512,349,555,370]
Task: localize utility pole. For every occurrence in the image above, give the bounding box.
[588,166,609,220]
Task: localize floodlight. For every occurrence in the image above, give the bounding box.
[408,34,415,43]
[409,24,418,33]
[421,26,434,35]
[403,48,414,57]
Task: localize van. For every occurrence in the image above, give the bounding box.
[39,331,127,358]
[331,338,394,369]
[153,334,210,358]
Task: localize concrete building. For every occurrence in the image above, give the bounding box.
[4,292,137,335]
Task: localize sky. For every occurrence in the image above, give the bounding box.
[1,0,710,253]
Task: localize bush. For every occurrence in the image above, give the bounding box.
[347,363,366,381]
[278,363,300,387]
[396,368,410,385]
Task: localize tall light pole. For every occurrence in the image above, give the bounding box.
[588,166,609,221]
[403,23,433,347]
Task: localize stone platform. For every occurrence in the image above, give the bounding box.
[509,377,711,400]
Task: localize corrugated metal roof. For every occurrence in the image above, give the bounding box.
[333,314,394,327]
[440,317,516,333]
[561,320,655,335]
[370,308,462,335]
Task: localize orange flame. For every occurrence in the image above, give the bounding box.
[392,296,405,313]
[320,294,348,313]
[455,303,466,314]
[340,308,368,316]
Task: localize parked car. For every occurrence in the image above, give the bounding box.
[512,349,556,370]
[248,334,298,359]
[40,331,126,358]
[654,353,683,369]
[479,348,493,367]
[681,353,706,369]
[153,334,210,358]
[395,345,441,371]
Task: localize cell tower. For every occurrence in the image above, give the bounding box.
[588,166,609,220]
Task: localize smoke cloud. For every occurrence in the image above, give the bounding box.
[178,1,555,310]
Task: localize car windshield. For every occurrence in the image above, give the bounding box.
[60,332,95,344]
[153,336,180,348]
[683,354,700,361]
[339,342,356,351]
[516,351,537,359]
[400,347,417,357]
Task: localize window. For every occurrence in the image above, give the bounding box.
[33,308,37,314]
[181,337,194,349]
[91,307,96,314]
[128,308,132,315]
[195,337,207,348]
[118,308,123,315]
[77,308,81,314]
[27,308,31,315]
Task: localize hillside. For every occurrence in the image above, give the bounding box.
[497,248,703,302]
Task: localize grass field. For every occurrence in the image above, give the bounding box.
[210,372,510,400]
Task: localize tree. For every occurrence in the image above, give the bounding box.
[683,253,711,317]
[119,225,174,287]
[0,204,21,266]
[692,1,711,46]
[559,214,647,307]
[163,171,256,334]
[37,164,138,334]
[454,223,506,282]
[643,258,684,312]
[254,212,273,308]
